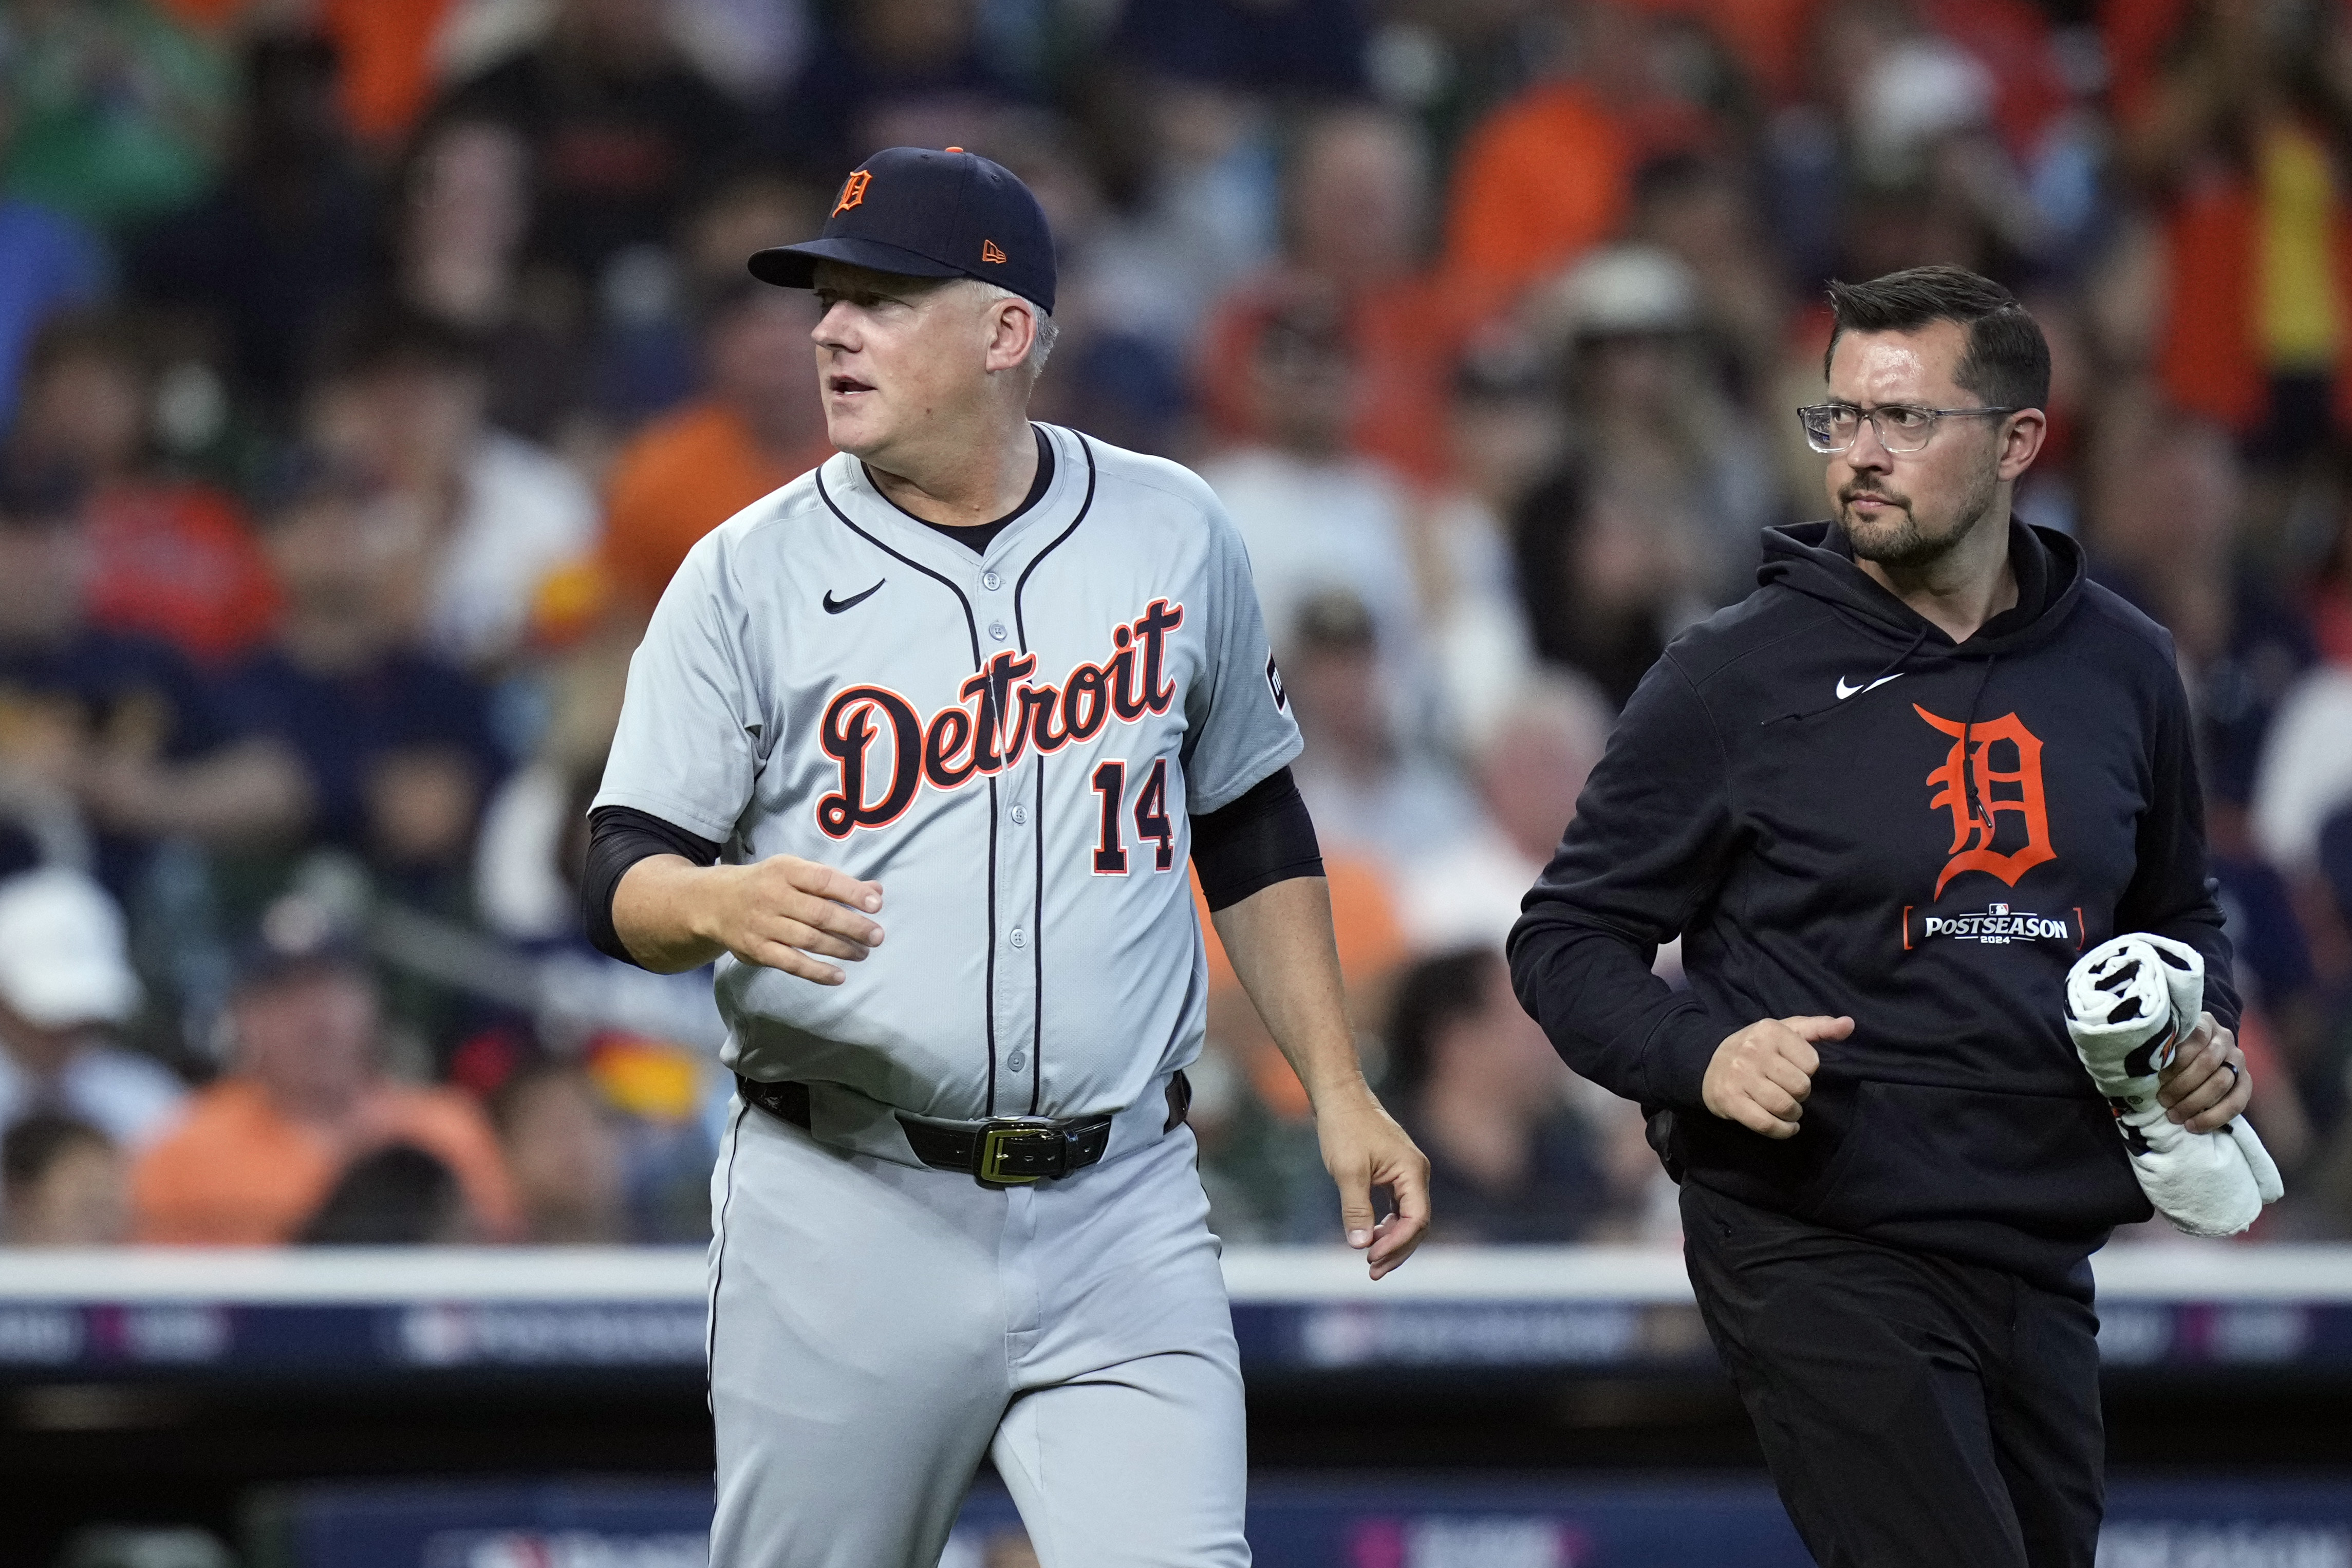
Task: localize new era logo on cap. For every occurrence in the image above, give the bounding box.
[746,146,1056,314]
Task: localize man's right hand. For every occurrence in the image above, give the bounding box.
[1702,1015,1854,1138]
[615,853,883,980]
[697,856,885,984]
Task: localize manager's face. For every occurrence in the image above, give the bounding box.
[1821,319,2028,572]
[808,260,995,467]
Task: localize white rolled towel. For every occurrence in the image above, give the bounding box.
[2064,934,2282,1237]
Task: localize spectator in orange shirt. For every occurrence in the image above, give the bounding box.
[316,0,463,148]
[1199,106,1458,484]
[1441,2,1716,323]
[1444,72,1631,315]
[131,900,517,1244]
[596,277,831,611]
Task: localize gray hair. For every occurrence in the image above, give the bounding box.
[975,282,1058,378]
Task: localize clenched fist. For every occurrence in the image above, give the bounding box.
[1703,1014,1855,1139]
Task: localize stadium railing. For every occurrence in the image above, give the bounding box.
[1,1243,2346,1380]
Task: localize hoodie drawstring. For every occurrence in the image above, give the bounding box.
[1959,652,1999,833]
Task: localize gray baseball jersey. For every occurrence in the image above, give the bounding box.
[594,422,1301,1146]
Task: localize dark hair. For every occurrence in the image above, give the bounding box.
[1291,586,1376,653]
[2,1113,112,1196]
[314,302,488,387]
[1822,266,2049,412]
[21,308,149,389]
[297,1143,466,1244]
[2320,807,2352,927]
[1632,150,1729,210]
[1508,463,1669,708]
[1383,948,1500,1100]
[0,460,87,529]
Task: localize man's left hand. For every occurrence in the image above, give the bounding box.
[2157,1011,2252,1132]
[1314,1084,1430,1280]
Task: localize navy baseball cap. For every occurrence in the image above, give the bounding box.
[748,146,1056,314]
[234,892,369,993]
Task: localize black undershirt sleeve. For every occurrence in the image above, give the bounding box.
[1189,767,1323,911]
[586,763,1316,959]
[583,805,724,966]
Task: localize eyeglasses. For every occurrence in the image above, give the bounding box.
[1797,402,2019,455]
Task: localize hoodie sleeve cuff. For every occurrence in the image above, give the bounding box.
[1644,998,1726,1110]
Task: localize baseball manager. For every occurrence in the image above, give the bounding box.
[580,146,1430,1568]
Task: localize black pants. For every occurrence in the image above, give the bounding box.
[1681,1180,2103,1568]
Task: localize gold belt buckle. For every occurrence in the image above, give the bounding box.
[978,1120,1060,1184]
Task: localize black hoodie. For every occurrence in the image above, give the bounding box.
[1507,519,2238,1298]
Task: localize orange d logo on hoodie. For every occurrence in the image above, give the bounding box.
[1916,706,2057,897]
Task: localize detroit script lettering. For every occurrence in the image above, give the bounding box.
[815,600,1186,838]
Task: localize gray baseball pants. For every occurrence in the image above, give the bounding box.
[705,1096,1250,1568]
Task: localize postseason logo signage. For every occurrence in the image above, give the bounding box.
[1905,902,2085,950]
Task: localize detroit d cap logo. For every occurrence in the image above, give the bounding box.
[748,146,1057,312]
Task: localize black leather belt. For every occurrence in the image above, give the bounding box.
[735,1072,1190,1187]
[902,1113,1114,1184]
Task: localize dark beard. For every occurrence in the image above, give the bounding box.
[1842,471,1998,571]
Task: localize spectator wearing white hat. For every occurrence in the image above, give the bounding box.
[0,867,183,1150]
[1533,241,1782,608]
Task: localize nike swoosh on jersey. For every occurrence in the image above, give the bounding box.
[823,580,886,614]
[1835,672,1903,701]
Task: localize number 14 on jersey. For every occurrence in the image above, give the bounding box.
[1092,759,1174,874]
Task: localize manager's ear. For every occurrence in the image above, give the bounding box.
[981,292,1037,377]
[1995,407,2047,482]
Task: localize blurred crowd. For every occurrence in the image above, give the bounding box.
[4,0,2352,1252]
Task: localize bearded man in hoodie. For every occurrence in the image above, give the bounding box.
[1508,266,2251,1568]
